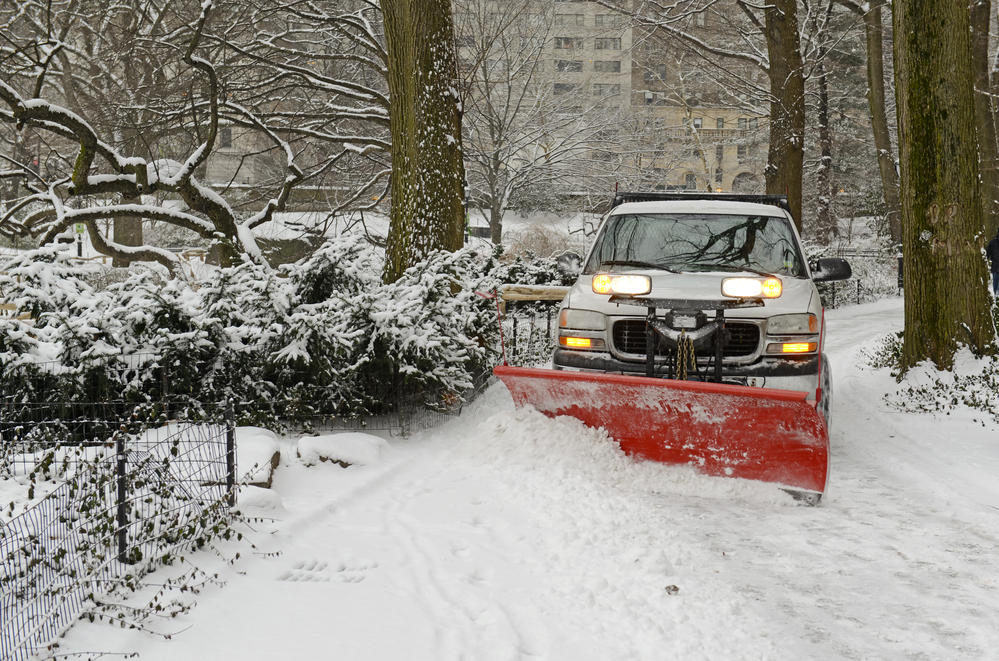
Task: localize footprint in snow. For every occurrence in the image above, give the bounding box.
[278,557,378,583]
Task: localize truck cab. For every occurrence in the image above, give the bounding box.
[553,192,851,424]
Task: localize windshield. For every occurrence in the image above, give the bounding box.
[585,213,806,277]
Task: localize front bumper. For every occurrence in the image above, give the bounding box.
[553,348,819,392]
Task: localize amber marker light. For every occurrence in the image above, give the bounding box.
[561,336,593,348]
[778,342,817,353]
[592,274,613,294]
[761,278,783,298]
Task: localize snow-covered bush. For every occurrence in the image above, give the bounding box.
[366,246,498,406]
[271,237,384,415]
[863,325,999,423]
[0,245,97,402]
[0,242,95,320]
[0,238,507,426]
[102,272,222,401]
[199,258,290,421]
[486,245,578,288]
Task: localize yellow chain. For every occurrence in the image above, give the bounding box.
[677,332,696,380]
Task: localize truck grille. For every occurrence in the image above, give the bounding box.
[612,319,760,358]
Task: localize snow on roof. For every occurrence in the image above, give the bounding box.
[611,199,788,218]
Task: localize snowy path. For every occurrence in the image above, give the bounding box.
[57,299,999,660]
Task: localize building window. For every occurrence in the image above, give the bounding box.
[554,83,580,95]
[456,36,476,48]
[737,145,747,161]
[749,118,759,130]
[594,14,623,27]
[644,64,667,83]
[593,60,621,73]
[220,127,232,149]
[715,145,723,162]
[556,13,585,26]
[715,168,723,184]
[685,173,696,189]
[594,37,622,50]
[692,118,703,129]
[554,37,584,49]
[520,37,545,49]
[556,60,583,72]
[716,117,724,129]
[593,83,621,96]
[738,117,747,130]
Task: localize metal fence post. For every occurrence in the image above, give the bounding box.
[116,426,128,564]
[226,399,236,507]
[512,314,518,362]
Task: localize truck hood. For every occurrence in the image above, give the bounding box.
[565,271,818,319]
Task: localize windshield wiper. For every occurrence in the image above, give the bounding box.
[602,260,680,273]
[694,262,777,278]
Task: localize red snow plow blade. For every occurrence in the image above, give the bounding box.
[494,365,829,499]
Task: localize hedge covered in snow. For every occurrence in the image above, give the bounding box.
[0,239,570,425]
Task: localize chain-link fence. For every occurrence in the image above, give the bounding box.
[0,356,479,436]
[816,248,901,308]
[0,402,235,661]
[499,299,562,368]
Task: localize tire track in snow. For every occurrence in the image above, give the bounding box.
[644,300,999,660]
[377,458,547,661]
[455,407,784,660]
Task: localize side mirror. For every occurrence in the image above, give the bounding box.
[557,252,582,277]
[811,257,852,283]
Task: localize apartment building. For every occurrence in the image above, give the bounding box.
[458,0,767,193]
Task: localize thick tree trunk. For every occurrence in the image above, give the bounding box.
[381,0,466,283]
[864,0,901,243]
[893,0,997,372]
[815,60,835,244]
[112,194,143,268]
[971,0,999,239]
[490,201,503,244]
[763,0,806,231]
[991,9,999,239]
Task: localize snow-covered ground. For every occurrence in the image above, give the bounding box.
[52,297,999,660]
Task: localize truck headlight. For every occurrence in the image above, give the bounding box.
[767,313,818,334]
[558,309,607,330]
[592,274,652,296]
[721,277,782,299]
[558,309,607,351]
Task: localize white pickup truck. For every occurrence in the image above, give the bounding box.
[553,192,852,429]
